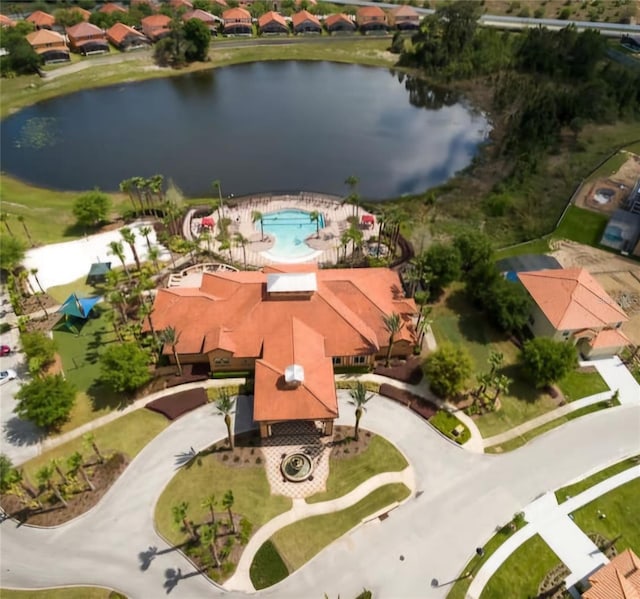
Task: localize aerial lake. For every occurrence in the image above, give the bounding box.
[0,61,490,199]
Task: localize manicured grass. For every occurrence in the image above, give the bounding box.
[155,453,292,546]
[588,150,630,181]
[555,456,639,504]
[557,369,609,402]
[480,534,561,599]
[447,516,527,599]
[554,206,609,247]
[305,435,408,504]
[571,477,640,553]
[249,540,289,590]
[20,409,168,486]
[47,276,104,304]
[431,286,557,438]
[0,588,120,599]
[272,483,410,571]
[485,399,620,453]
[429,411,471,445]
[494,238,551,260]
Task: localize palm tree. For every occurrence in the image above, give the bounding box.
[131,177,146,214]
[1,212,14,237]
[349,382,373,442]
[199,523,221,567]
[340,230,351,264]
[83,432,104,464]
[251,210,264,241]
[310,210,321,238]
[201,494,216,525]
[108,241,130,279]
[36,464,67,507]
[50,458,68,485]
[120,227,141,272]
[234,232,249,270]
[488,351,504,377]
[160,326,183,376]
[138,302,157,344]
[172,501,197,541]
[222,489,236,534]
[212,180,224,218]
[347,225,363,267]
[149,174,165,215]
[474,372,492,398]
[199,229,212,257]
[67,451,95,492]
[147,246,161,273]
[215,390,236,450]
[382,312,405,367]
[139,225,153,253]
[119,178,139,214]
[17,215,34,247]
[30,268,45,294]
[492,374,512,407]
[416,313,432,348]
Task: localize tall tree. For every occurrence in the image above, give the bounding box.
[234,232,249,270]
[120,227,141,272]
[159,326,183,376]
[252,210,264,241]
[222,489,236,534]
[184,17,211,62]
[382,312,405,367]
[520,338,578,388]
[215,390,236,450]
[83,433,104,465]
[99,342,152,393]
[349,382,374,442]
[172,501,197,541]
[1,212,15,237]
[30,268,45,294]
[36,464,67,507]
[14,375,76,431]
[17,215,35,247]
[344,175,360,217]
[139,225,154,253]
[108,241,130,279]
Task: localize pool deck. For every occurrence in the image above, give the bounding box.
[191,193,379,266]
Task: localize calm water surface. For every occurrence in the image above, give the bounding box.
[0,62,489,199]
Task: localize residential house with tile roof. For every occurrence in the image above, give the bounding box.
[141,14,172,41]
[183,8,220,34]
[0,14,16,27]
[145,264,417,437]
[26,10,55,30]
[106,22,150,51]
[583,549,640,599]
[258,11,289,35]
[222,7,252,35]
[66,22,110,54]
[26,29,70,63]
[390,5,420,30]
[292,10,321,34]
[170,0,194,9]
[99,3,128,15]
[517,268,630,358]
[325,13,356,33]
[356,6,388,32]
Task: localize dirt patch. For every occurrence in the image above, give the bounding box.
[0,453,128,527]
[325,425,373,459]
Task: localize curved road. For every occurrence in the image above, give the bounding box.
[1,392,639,598]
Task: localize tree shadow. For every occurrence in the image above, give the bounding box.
[163,567,204,594]
[2,416,46,448]
[138,542,190,571]
[87,380,131,411]
[500,363,542,404]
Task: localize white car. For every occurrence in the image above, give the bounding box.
[0,369,17,385]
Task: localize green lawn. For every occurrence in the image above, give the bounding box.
[431,287,557,438]
[429,411,471,445]
[47,276,105,304]
[485,399,619,453]
[555,456,639,504]
[155,453,292,546]
[20,408,168,487]
[557,369,609,402]
[554,206,609,247]
[271,483,410,571]
[480,534,562,599]
[249,540,289,590]
[447,516,527,599]
[572,478,640,553]
[587,151,630,181]
[0,589,121,599]
[305,435,408,504]
[494,238,552,260]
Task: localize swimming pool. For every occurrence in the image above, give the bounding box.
[260,209,325,260]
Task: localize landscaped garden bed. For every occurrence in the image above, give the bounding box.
[374,356,423,384]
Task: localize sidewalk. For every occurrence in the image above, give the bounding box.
[225,466,415,592]
[467,465,640,599]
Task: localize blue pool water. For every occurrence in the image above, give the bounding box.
[261,209,325,260]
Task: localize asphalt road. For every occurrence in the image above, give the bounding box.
[1,393,638,598]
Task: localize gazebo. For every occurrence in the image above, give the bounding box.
[86,262,111,285]
[57,293,101,332]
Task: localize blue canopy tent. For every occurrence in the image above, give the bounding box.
[57,293,101,333]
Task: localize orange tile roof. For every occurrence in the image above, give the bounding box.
[26,29,67,51]
[223,7,251,21]
[99,3,128,14]
[106,22,146,44]
[325,13,354,28]
[584,549,640,599]
[171,0,193,8]
[183,8,217,22]
[292,10,321,27]
[589,327,631,349]
[357,6,386,19]
[392,5,420,16]
[66,22,105,39]
[26,10,55,27]
[258,11,287,28]
[0,14,16,27]
[73,7,92,21]
[517,268,628,330]
[141,14,172,27]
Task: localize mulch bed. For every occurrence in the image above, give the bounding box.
[146,387,208,420]
[374,356,423,384]
[378,383,438,420]
[326,425,373,459]
[0,453,128,527]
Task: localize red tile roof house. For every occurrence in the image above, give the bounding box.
[106,22,151,51]
[141,14,172,41]
[258,11,289,35]
[170,0,194,10]
[517,268,630,359]
[99,3,128,15]
[356,6,388,33]
[182,9,219,35]
[0,14,16,28]
[26,10,55,30]
[582,549,640,599]
[72,7,92,22]
[292,10,321,35]
[66,22,110,55]
[325,13,356,34]
[26,29,70,63]
[144,264,417,438]
[390,5,420,31]
[222,8,252,36]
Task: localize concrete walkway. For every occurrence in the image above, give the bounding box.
[467,465,640,599]
[226,467,415,592]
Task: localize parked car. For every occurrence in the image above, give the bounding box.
[0,345,12,356]
[0,369,17,384]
